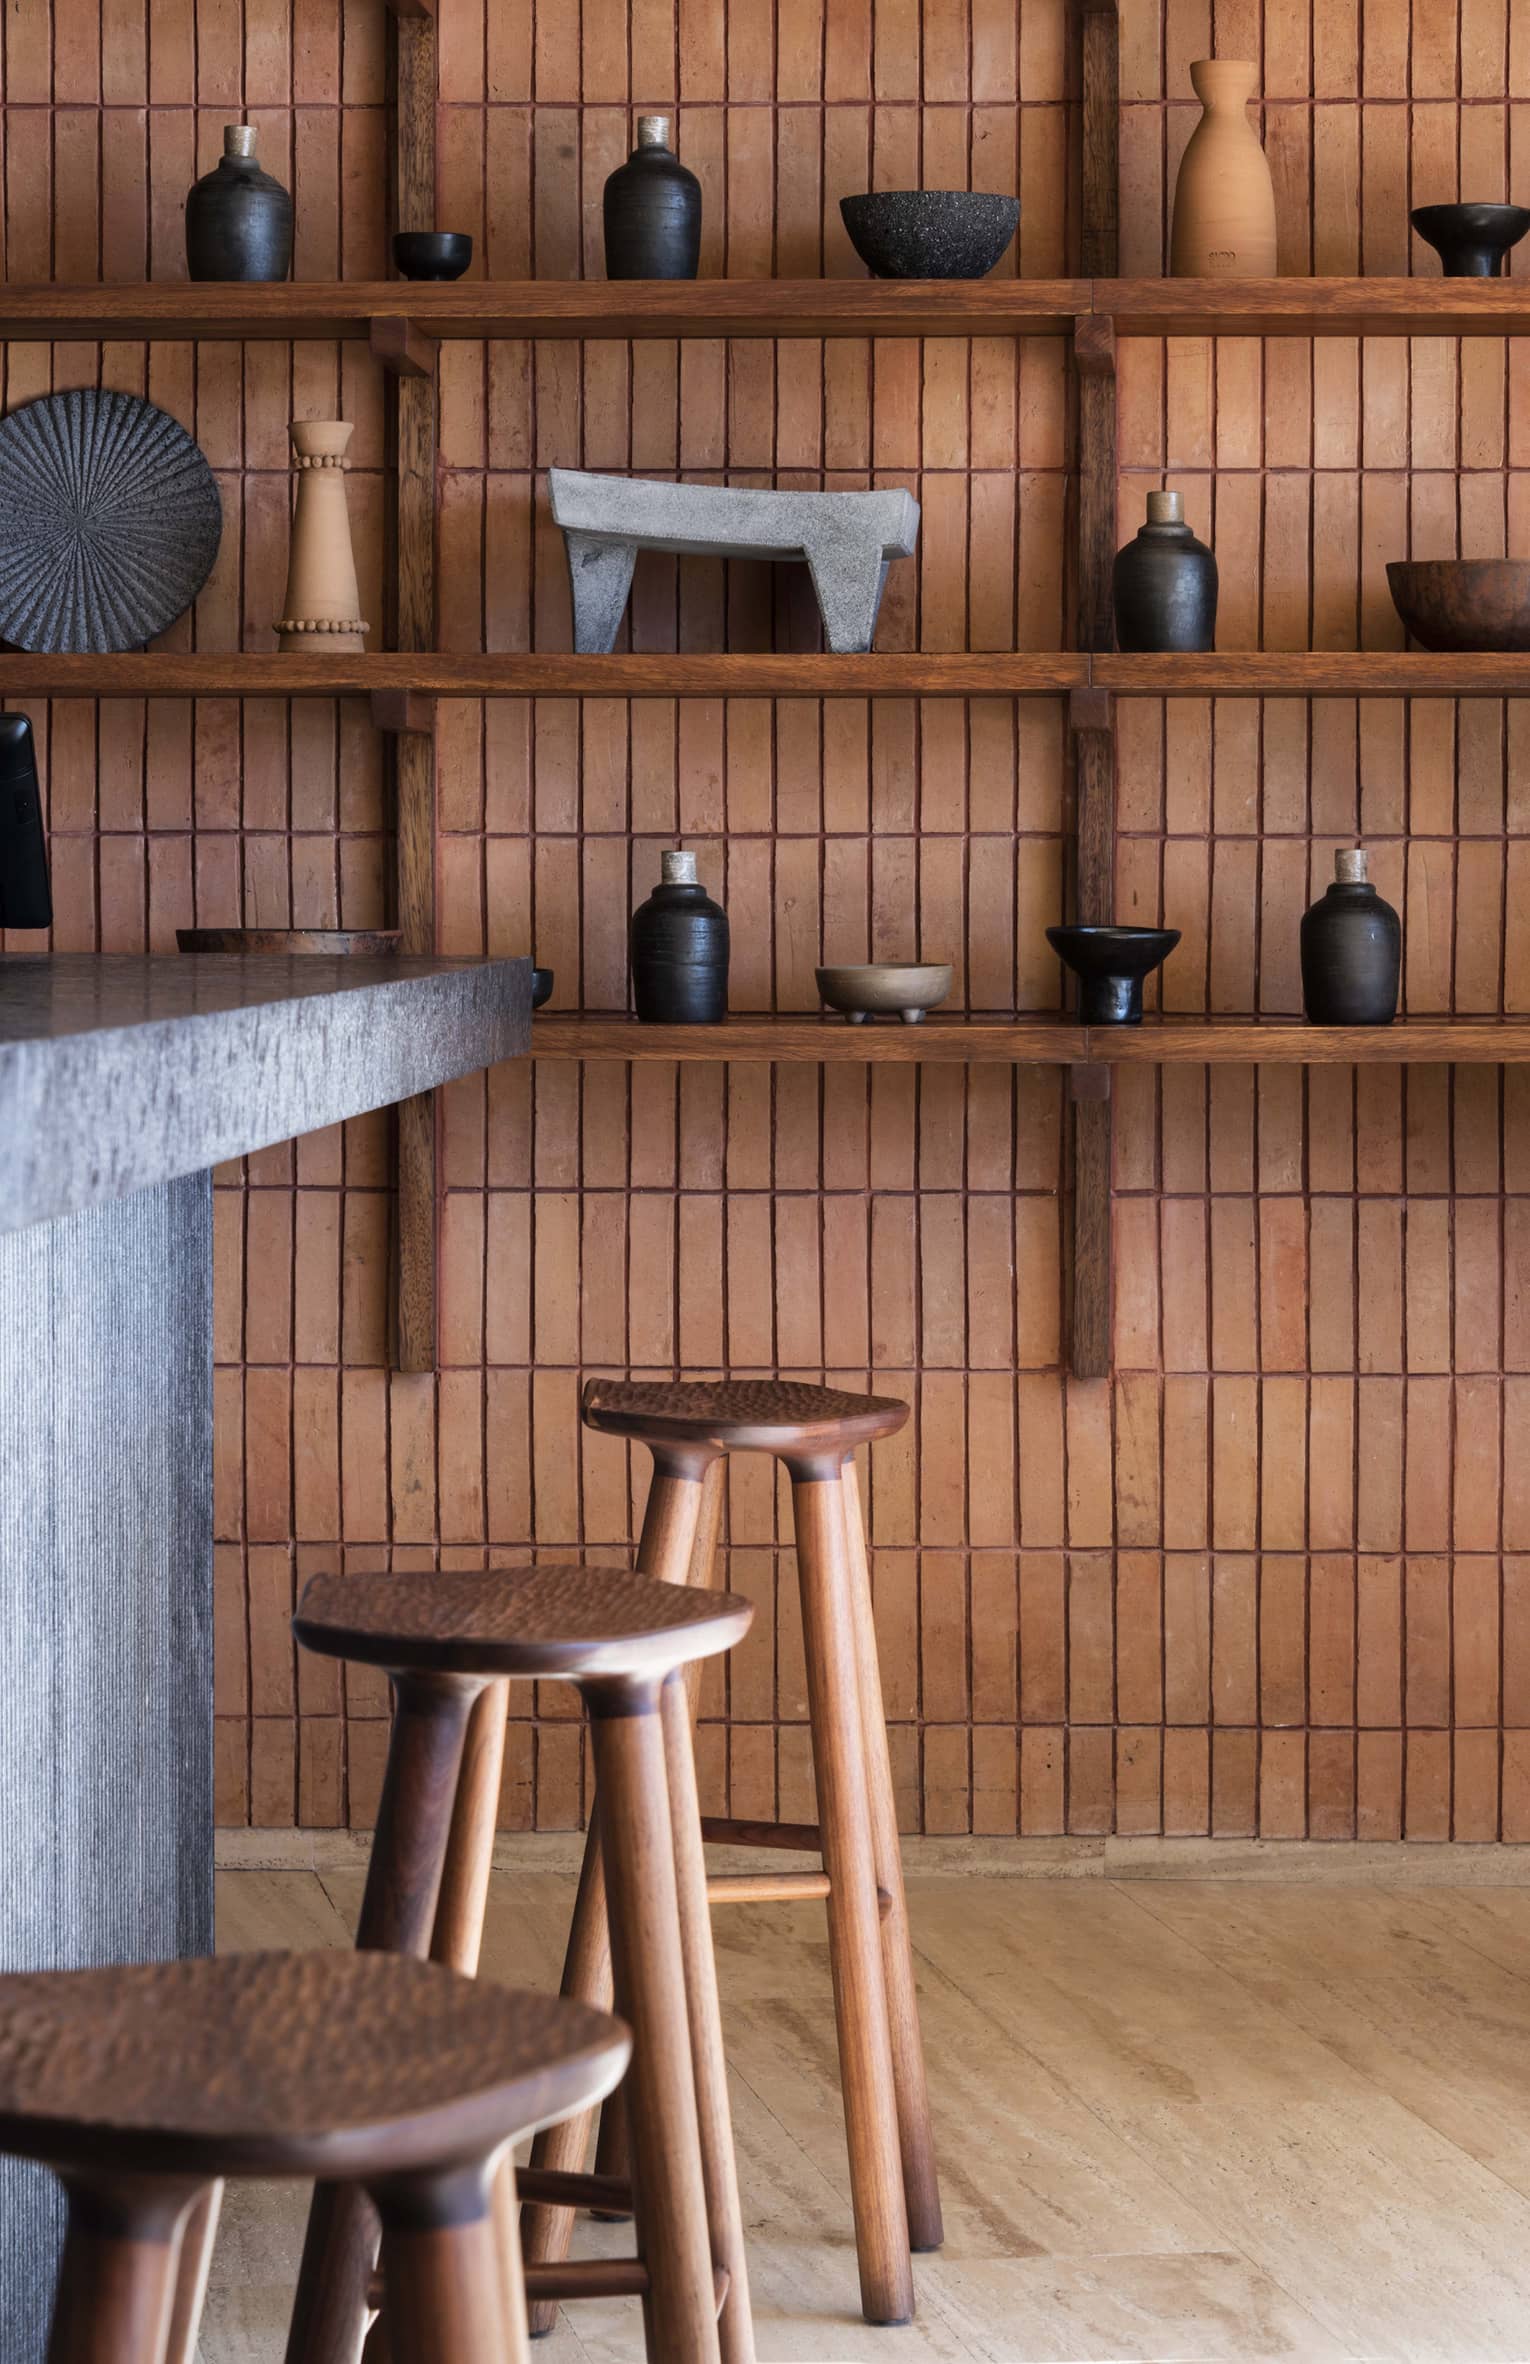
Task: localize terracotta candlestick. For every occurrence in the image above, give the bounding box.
[276,420,368,653]
[1170,60,1278,277]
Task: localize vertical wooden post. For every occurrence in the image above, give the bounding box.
[388,11,440,1371]
[1068,0,1119,1382]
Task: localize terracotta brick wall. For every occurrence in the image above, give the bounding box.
[15,0,1530,1840]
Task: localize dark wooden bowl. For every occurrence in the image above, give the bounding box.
[176,928,402,955]
[1386,559,1530,652]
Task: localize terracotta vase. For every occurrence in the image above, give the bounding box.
[276,421,368,653]
[1170,60,1278,277]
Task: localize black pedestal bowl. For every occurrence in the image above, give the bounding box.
[1046,925,1180,1025]
[393,231,474,281]
[1411,203,1530,277]
[530,966,555,1011]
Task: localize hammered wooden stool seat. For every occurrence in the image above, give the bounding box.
[285,1562,757,2364]
[525,1377,940,2331]
[0,1948,626,2364]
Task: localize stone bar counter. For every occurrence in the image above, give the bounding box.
[0,951,531,2343]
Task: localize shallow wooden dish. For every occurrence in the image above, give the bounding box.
[1386,559,1530,652]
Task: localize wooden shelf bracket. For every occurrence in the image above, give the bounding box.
[387,6,441,1372]
[1067,0,1120,1383]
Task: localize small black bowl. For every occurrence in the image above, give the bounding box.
[1046,925,1180,1025]
[840,191,1019,280]
[1411,202,1530,278]
[392,231,473,282]
[530,965,554,1011]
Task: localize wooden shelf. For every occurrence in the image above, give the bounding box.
[1099,276,1530,339]
[0,279,1085,345]
[527,1014,1088,1062]
[0,653,1089,700]
[1097,652,1530,696]
[6,275,1529,349]
[528,1012,1530,1066]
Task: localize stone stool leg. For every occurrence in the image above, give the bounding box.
[285,1671,489,2364]
[803,536,892,653]
[564,534,638,654]
[48,2174,208,2364]
[788,1459,913,2326]
[840,1458,943,2253]
[582,1672,722,2364]
[521,1448,717,2322]
[372,2162,524,2364]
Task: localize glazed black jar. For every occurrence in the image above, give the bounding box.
[604,116,702,280]
[631,850,728,1022]
[185,125,293,282]
[1300,848,1401,1025]
[1112,489,1218,653]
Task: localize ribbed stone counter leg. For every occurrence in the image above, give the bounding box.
[0,1172,213,2352]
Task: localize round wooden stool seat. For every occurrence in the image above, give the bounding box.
[582,1376,908,1460]
[293,1562,752,1683]
[0,1950,626,2186]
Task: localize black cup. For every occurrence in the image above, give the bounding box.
[392,231,473,282]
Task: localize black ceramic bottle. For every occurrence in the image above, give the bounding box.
[603,116,702,280]
[185,125,293,282]
[1300,848,1401,1025]
[631,849,728,1022]
[1112,489,1218,652]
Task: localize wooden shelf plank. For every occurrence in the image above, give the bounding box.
[1097,652,1530,696]
[527,1015,1089,1062]
[0,652,1089,700]
[0,279,1084,344]
[8,276,1530,347]
[526,1013,1530,1066]
[1100,1018,1530,1063]
[1098,276,1530,339]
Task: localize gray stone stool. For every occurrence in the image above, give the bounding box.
[549,468,921,653]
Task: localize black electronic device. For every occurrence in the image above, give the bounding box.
[0,717,51,929]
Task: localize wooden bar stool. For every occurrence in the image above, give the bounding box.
[285,1562,757,2364]
[0,1947,626,2364]
[528,1378,942,2330]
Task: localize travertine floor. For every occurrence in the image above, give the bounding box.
[204,1867,1530,2362]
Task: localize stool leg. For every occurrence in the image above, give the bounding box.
[788,1463,914,2327]
[285,1671,487,2364]
[662,1668,756,2364]
[431,1676,509,1974]
[585,1673,722,2364]
[162,2179,222,2364]
[840,1458,943,2252]
[48,2173,207,2364]
[518,1814,613,2331]
[521,1446,718,2323]
[373,2161,523,2364]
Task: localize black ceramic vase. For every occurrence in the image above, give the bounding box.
[1300,848,1400,1025]
[604,116,702,279]
[1113,490,1217,653]
[185,125,293,282]
[1411,202,1530,278]
[631,850,728,1022]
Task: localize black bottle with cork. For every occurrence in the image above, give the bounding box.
[630,849,729,1022]
[1300,847,1401,1025]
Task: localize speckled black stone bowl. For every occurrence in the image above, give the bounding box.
[840,191,1019,280]
[392,231,473,281]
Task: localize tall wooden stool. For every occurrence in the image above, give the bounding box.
[529,1379,942,2330]
[286,1563,756,2364]
[0,1948,626,2364]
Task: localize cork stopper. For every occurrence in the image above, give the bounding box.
[1335,846,1369,885]
[662,849,698,885]
[224,124,258,161]
[1146,490,1185,526]
[637,116,672,150]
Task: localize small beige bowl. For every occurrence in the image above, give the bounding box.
[816,962,952,1024]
